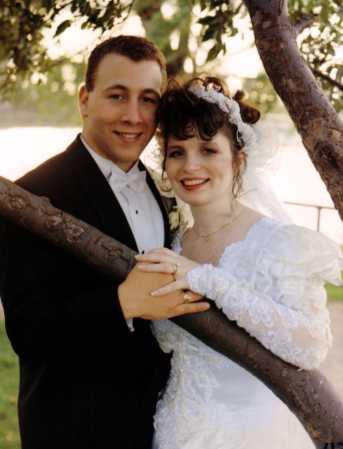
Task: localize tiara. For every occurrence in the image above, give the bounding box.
[189,86,258,155]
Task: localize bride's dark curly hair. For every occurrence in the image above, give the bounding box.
[156,76,260,197]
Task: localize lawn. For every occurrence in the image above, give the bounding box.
[325,283,343,300]
[325,268,343,301]
[0,319,20,449]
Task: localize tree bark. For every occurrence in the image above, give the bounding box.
[242,0,343,221]
[1,174,342,447]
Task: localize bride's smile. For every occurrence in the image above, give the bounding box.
[180,177,209,189]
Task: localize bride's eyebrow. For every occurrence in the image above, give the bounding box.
[198,139,219,147]
[167,144,184,151]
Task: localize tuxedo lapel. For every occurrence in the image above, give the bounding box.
[65,135,138,252]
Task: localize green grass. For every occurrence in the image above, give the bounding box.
[0,319,20,449]
[325,266,343,301]
[325,282,343,300]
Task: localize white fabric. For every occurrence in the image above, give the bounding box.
[110,170,146,194]
[151,217,343,449]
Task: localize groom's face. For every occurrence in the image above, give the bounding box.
[79,53,163,172]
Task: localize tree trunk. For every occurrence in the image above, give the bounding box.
[242,0,343,220]
[1,174,342,447]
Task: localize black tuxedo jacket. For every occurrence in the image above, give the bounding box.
[0,135,172,449]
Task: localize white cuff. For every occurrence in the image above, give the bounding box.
[127,319,134,332]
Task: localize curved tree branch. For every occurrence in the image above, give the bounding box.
[1,174,342,447]
[242,0,343,221]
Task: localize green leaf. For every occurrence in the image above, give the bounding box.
[206,42,225,62]
[202,25,218,41]
[54,19,72,37]
[198,15,218,26]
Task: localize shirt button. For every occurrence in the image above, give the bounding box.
[135,210,138,214]
[141,250,145,254]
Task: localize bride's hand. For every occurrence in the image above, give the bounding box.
[135,248,201,296]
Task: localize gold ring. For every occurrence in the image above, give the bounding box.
[183,293,192,304]
[173,263,180,274]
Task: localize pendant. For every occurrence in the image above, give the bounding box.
[204,235,211,242]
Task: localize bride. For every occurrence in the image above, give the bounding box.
[135,77,343,449]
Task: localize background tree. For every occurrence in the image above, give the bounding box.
[0,1,342,117]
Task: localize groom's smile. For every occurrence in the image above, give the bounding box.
[115,131,143,144]
[79,53,163,172]
[116,132,141,139]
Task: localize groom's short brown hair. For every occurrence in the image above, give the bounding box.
[85,35,167,92]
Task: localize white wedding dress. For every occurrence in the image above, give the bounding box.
[151,217,343,449]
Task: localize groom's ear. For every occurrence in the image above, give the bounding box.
[78,85,89,118]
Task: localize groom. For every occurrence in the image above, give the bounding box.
[0,36,208,449]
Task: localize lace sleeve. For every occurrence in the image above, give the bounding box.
[186,226,343,370]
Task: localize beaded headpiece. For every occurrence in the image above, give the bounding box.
[189,86,258,156]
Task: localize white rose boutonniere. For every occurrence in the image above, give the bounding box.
[169,206,188,241]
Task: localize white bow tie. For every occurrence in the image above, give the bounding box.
[110,170,147,194]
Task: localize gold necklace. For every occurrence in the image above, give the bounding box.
[193,207,247,242]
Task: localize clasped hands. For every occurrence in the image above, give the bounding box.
[118,248,210,321]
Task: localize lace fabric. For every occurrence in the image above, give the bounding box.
[152,217,343,449]
[186,217,341,370]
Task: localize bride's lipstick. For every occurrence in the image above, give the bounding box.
[180,178,209,191]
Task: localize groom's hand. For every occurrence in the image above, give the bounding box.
[118,265,210,320]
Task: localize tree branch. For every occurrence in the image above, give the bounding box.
[313,69,343,92]
[1,174,343,447]
[294,14,318,36]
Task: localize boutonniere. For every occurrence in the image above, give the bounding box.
[169,205,188,241]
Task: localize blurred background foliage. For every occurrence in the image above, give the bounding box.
[0,0,342,125]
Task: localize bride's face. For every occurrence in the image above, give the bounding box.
[165,130,242,208]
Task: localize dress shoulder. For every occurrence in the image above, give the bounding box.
[259,223,343,285]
